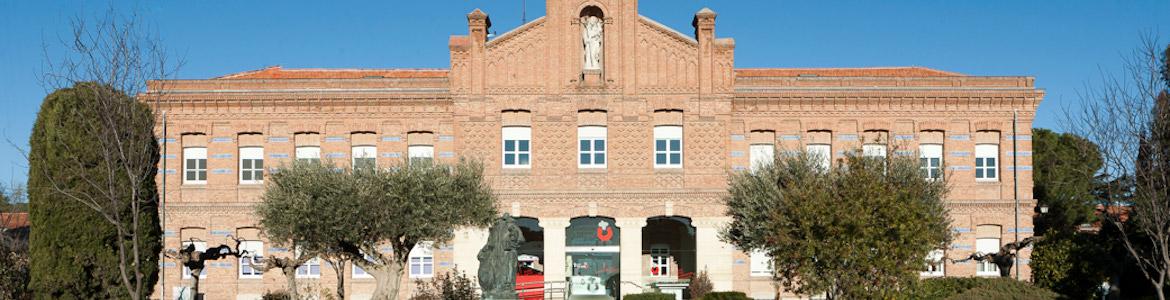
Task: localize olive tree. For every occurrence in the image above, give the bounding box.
[722,151,951,299]
[257,160,498,300]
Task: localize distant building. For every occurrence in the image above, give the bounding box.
[145,1,1041,299]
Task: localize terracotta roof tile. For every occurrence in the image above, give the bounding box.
[1,213,28,229]
[736,67,963,77]
[218,66,449,80]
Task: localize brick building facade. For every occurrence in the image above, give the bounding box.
[145,1,1042,299]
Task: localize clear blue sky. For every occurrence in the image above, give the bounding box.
[1,1,1168,189]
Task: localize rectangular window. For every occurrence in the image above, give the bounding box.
[296,257,321,278]
[353,254,374,278]
[806,144,831,171]
[408,145,434,165]
[239,147,264,184]
[975,144,999,181]
[650,245,670,277]
[922,249,945,277]
[920,144,943,180]
[502,127,532,168]
[750,144,775,171]
[181,241,208,279]
[863,144,887,158]
[296,146,321,163]
[976,238,1001,276]
[750,250,774,277]
[352,146,377,170]
[183,147,208,184]
[654,126,683,168]
[409,242,435,278]
[239,240,264,279]
[578,126,607,168]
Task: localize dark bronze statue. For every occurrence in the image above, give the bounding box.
[478,214,526,299]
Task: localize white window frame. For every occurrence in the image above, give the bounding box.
[181,241,208,279]
[649,244,670,277]
[750,144,775,172]
[408,145,434,165]
[183,147,208,185]
[975,144,999,182]
[502,127,532,169]
[862,144,887,159]
[239,147,264,184]
[921,249,945,277]
[976,238,1001,276]
[654,126,683,168]
[806,144,831,171]
[238,240,264,279]
[296,256,321,278]
[409,242,435,278]
[578,126,607,169]
[750,250,774,277]
[352,254,375,279]
[295,146,321,163]
[920,144,943,181]
[352,145,377,170]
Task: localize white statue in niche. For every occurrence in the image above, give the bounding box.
[581,15,603,70]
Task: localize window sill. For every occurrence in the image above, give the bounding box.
[238,183,264,189]
[180,185,207,190]
[975,180,1001,184]
[577,168,607,174]
[501,168,531,175]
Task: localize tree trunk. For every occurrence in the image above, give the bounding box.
[332,260,346,300]
[191,270,201,300]
[368,261,406,300]
[284,266,299,300]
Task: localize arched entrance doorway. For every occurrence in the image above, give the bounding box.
[514,217,544,300]
[566,216,621,300]
[643,216,696,298]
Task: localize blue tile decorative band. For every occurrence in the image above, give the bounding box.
[211,137,233,143]
[949,151,971,157]
[439,135,455,142]
[211,154,233,159]
[159,169,176,175]
[382,136,402,142]
[268,137,290,143]
[1007,227,1034,233]
[1007,151,1032,157]
[439,262,452,267]
[160,138,177,144]
[1007,166,1033,171]
[163,154,177,159]
[325,153,346,159]
[383,152,402,158]
[210,230,232,236]
[894,150,914,156]
[838,134,859,141]
[439,152,456,158]
[949,135,970,141]
[951,244,973,250]
[732,166,747,171]
[270,153,289,159]
[325,137,347,142]
[894,135,915,141]
[948,166,972,171]
[730,134,745,141]
[211,169,233,174]
[163,230,176,237]
[730,151,745,157]
[734,259,746,265]
[780,135,801,141]
[1008,135,1032,141]
[953,228,972,233]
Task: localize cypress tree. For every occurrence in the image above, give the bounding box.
[28,82,161,299]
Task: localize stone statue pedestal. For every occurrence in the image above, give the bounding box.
[582,69,603,86]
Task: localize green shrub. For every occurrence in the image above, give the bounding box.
[624,292,675,300]
[688,270,714,300]
[261,290,291,300]
[902,277,1060,300]
[409,269,477,300]
[702,291,750,300]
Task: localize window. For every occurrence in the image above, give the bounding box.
[922,249,945,277]
[806,144,831,171]
[863,144,887,159]
[239,147,264,184]
[750,250,774,277]
[502,127,531,168]
[181,241,208,279]
[649,245,670,277]
[183,148,207,184]
[239,240,264,279]
[654,126,682,168]
[976,238,1001,276]
[409,242,435,278]
[296,146,321,163]
[408,145,434,165]
[920,144,943,180]
[975,144,999,181]
[578,126,607,168]
[353,254,374,278]
[352,146,377,170]
[750,144,775,171]
[296,257,321,278]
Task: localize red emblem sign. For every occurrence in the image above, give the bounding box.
[596,222,614,242]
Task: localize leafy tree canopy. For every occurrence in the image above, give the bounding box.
[256,159,498,300]
[1032,128,1103,236]
[722,151,951,299]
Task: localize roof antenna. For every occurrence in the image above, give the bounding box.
[522,0,527,23]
